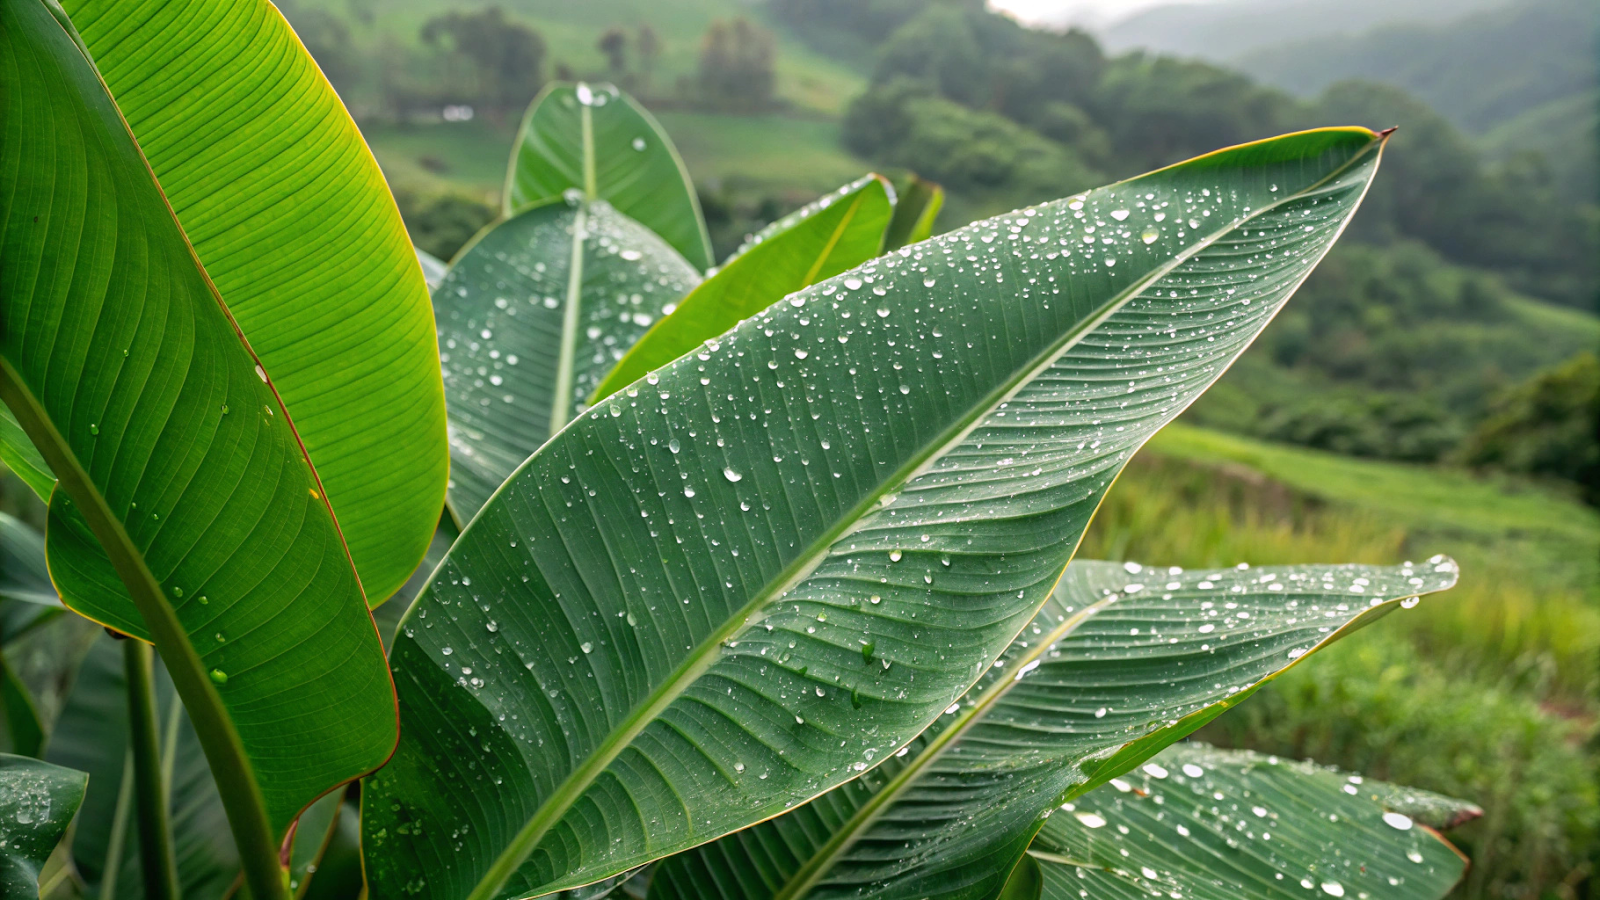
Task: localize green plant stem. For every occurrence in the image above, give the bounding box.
[101,751,135,900]
[1,361,286,900]
[124,640,179,900]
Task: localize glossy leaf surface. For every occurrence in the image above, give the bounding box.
[1,0,396,861]
[592,176,895,403]
[437,198,701,521]
[0,753,87,897]
[365,128,1386,900]
[505,82,713,270]
[1033,744,1475,900]
[649,559,1457,900]
[58,0,448,605]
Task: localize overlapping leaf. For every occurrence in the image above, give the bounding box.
[436,197,701,521]
[593,176,895,402]
[1033,744,1476,900]
[58,0,448,604]
[45,636,238,899]
[0,0,396,878]
[0,753,87,897]
[649,559,1457,900]
[363,127,1387,900]
[884,176,944,251]
[506,82,713,270]
[0,407,53,502]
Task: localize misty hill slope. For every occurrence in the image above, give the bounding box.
[1234,0,1597,134]
[1097,0,1509,60]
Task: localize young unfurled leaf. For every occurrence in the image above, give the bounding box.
[506,82,714,270]
[363,128,1387,900]
[592,176,894,403]
[1033,743,1477,900]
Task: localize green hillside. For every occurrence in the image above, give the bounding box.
[1235,0,1597,134]
[1097,0,1510,59]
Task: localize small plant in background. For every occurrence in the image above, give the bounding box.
[1,3,1486,900]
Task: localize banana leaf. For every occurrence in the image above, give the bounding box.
[362,128,1388,900]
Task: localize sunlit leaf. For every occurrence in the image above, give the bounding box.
[435,197,701,522]
[648,559,1457,900]
[506,82,713,270]
[363,128,1387,900]
[1,6,397,893]
[593,176,894,402]
[1033,744,1476,900]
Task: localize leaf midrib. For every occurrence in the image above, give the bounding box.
[462,137,1383,900]
[548,204,589,437]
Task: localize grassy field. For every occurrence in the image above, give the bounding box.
[1083,422,1599,898]
[1097,422,1600,698]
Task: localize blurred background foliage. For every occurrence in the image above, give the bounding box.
[8,0,1593,896]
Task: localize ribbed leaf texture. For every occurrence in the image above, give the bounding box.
[363,129,1386,900]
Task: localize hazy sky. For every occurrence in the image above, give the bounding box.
[989,0,1224,28]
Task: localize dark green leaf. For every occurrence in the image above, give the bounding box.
[0,649,42,758]
[506,82,713,270]
[997,855,1042,900]
[648,560,1457,900]
[290,791,346,899]
[436,197,700,522]
[364,128,1387,900]
[1032,744,1476,900]
[0,753,88,898]
[592,176,895,402]
[44,636,238,900]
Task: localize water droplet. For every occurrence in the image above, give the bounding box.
[209,669,228,685]
[1141,228,1159,244]
[1074,811,1106,828]
[581,642,593,654]
[1320,881,1345,897]
[631,137,646,151]
[1110,209,1130,221]
[1383,812,1414,831]
[723,467,743,483]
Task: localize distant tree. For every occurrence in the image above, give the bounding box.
[1457,353,1600,503]
[635,25,661,91]
[420,7,545,119]
[696,18,776,111]
[276,0,358,92]
[598,27,628,75]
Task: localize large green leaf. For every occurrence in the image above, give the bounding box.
[0,753,88,897]
[648,559,1458,900]
[57,0,448,605]
[363,127,1387,900]
[1032,744,1476,900]
[45,636,239,900]
[506,82,714,270]
[591,176,895,403]
[0,407,53,503]
[0,3,397,894]
[436,197,701,521]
